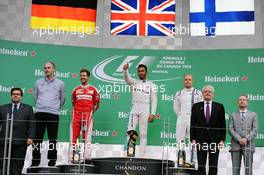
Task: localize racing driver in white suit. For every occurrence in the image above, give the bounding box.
[173,74,203,143]
[123,63,157,157]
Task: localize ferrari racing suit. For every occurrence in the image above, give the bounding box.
[71,84,100,159]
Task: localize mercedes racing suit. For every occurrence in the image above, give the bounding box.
[71,84,100,159]
[124,70,157,157]
[173,87,203,143]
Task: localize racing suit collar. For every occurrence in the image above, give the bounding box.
[184,87,194,92]
[81,84,89,89]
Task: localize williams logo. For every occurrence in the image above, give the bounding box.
[92,55,181,83]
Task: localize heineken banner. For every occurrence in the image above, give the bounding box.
[0,39,263,146]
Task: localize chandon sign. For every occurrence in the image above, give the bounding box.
[114,165,147,171]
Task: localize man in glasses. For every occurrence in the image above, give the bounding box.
[123,63,157,157]
[0,87,35,175]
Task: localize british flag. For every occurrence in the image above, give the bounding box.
[111,0,176,36]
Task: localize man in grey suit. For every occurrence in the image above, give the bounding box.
[0,87,36,175]
[229,95,258,175]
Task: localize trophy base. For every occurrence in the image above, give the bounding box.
[25,157,175,175]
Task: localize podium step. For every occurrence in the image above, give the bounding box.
[58,164,96,173]
[27,166,60,173]
[166,167,197,175]
[26,164,96,174]
[93,157,174,175]
[25,157,175,174]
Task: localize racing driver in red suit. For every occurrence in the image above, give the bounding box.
[71,68,100,161]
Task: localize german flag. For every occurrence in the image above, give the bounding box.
[31,0,97,34]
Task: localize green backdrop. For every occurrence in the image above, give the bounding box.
[0,39,263,146]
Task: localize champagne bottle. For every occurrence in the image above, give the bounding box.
[73,138,80,163]
[127,138,135,157]
[126,130,138,157]
[177,140,186,168]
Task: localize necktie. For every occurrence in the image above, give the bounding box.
[241,112,245,121]
[205,102,210,123]
[13,104,18,115]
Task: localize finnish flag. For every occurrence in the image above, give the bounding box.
[190,0,255,36]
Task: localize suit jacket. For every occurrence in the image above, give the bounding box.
[190,101,226,143]
[229,111,258,152]
[0,103,36,145]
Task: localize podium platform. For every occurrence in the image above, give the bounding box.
[58,164,96,174]
[93,157,174,175]
[167,167,197,175]
[26,164,96,174]
[25,157,175,175]
[26,166,60,173]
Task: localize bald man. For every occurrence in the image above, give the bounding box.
[31,61,65,167]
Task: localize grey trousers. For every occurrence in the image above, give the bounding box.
[231,149,254,175]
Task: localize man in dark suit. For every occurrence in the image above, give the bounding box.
[0,87,35,175]
[190,85,226,175]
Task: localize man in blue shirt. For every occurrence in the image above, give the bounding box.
[31,61,65,167]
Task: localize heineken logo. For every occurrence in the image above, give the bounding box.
[34,69,70,78]
[0,47,28,57]
[248,56,264,63]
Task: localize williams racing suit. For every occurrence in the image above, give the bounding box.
[71,84,100,159]
[173,87,203,143]
[124,70,157,157]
